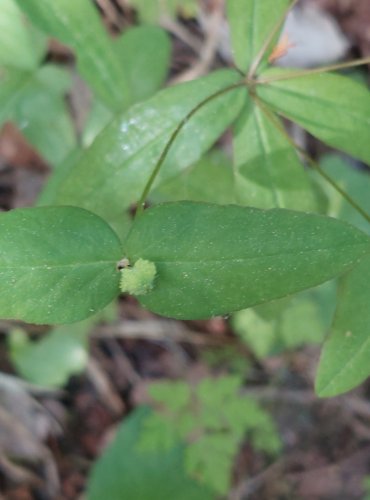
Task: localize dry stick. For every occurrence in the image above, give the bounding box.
[257,56,370,84]
[135,81,247,217]
[247,0,300,79]
[253,94,370,225]
[170,3,224,84]
[160,16,202,53]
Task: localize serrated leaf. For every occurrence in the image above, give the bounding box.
[87,407,213,500]
[0,206,122,324]
[149,381,191,412]
[257,70,370,166]
[47,70,246,221]
[125,201,370,319]
[233,98,317,210]
[227,0,290,72]
[138,413,180,452]
[186,434,237,495]
[15,0,131,110]
[316,253,370,397]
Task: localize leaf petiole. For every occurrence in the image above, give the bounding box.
[257,56,370,84]
[135,80,248,217]
[253,94,370,225]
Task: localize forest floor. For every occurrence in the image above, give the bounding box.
[0,1,370,499]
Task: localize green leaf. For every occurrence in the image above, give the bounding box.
[0,65,76,165]
[48,70,246,221]
[138,412,180,452]
[319,154,370,234]
[233,307,278,358]
[9,320,91,387]
[15,0,131,110]
[124,201,370,319]
[316,253,370,397]
[64,26,170,152]
[37,149,83,205]
[233,98,317,210]
[81,26,171,148]
[0,206,122,324]
[227,0,290,72]
[257,70,370,166]
[278,285,335,348]
[115,26,171,104]
[138,377,280,495]
[129,0,198,23]
[148,381,191,412]
[0,0,46,70]
[233,282,336,358]
[186,434,237,495]
[0,1,75,165]
[151,150,237,205]
[87,407,213,500]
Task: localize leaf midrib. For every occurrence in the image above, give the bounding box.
[318,331,370,395]
[137,242,369,265]
[0,260,117,270]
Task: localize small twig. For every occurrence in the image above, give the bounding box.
[93,319,227,345]
[257,56,370,84]
[248,0,299,78]
[87,359,124,415]
[160,16,202,53]
[229,457,287,500]
[103,338,142,384]
[95,0,121,29]
[170,1,224,84]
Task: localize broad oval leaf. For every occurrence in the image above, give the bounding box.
[0,65,76,166]
[151,151,237,205]
[257,70,370,166]
[124,202,370,319]
[316,253,370,397]
[115,25,171,104]
[87,407,213,500]
[233,97,317,210]
[0,0,46,70]
[47,70,246,221]
[227,0,290,72]
[0,207,122,324]
[318,154,370,234]
[15,0,131,110]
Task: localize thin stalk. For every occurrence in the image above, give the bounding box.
[253,94,370,225]
[257,56,370,84]
[248,0,299,79]
[135,80,247,217]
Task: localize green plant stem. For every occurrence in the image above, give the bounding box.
[247,0,299,79]
[253,94,370,225]
[257,56,370,84]
[135,81,247,217]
